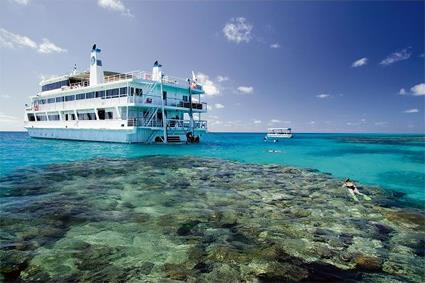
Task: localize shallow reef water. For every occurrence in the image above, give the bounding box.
[0,156,424,282]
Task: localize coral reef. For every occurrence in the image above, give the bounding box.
[0,156,424,282]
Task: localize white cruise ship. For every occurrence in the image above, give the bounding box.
[24,44,207,143]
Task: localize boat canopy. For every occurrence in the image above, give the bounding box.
[267,128,292,134]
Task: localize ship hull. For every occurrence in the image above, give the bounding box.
[26,127,203,143]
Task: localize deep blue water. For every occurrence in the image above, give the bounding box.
[1,131,424,202]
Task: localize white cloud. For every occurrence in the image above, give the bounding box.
[308,121,316,125]
[0,94,11,99]
[196,73,220,96]
[0,28,66,54]
[0,28,37,49]
[237,86,254,94]
[403,108,419,113]
[270,43,280,49]
[374,121,388,126]
[410,83,425,96]
[39,74,58,81]
[253,120,262,124]
[316,94,330,99]
[380,48,412,66]
[216,75,229,82]
[12,0,31,5]
[0,112,19,122]
[214,103,224,109]
[270,119,281,123]
[0,112,22,131]
[98,0,132,17]
[351,57,368,68]
[38,38,67,54]
[223,17,253,44]
[399,88,407,95]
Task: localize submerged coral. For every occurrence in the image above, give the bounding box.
[0,156,424,282]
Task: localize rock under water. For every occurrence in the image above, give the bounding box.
[0,156,424,282]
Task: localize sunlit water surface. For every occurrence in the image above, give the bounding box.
[1,132,424,201]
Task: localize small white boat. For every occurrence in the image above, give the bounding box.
[264,128,293,141]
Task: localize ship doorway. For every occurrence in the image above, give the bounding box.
[98,109,105,120]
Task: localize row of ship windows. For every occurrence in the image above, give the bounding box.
[34,87,143,105]
[28,111,114,121]
[41,80,69,92]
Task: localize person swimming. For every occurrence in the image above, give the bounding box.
[343,178,371,201]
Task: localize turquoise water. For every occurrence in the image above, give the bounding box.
[1,132,424,202]
[1,133,425,282]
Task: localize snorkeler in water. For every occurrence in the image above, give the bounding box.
[343,178,371,201]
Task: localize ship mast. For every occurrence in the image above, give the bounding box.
[187,78,194,134]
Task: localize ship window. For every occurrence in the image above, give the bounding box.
[27,113,35,121]
[86,92,95,99]
[47,98,55,104]
[135,88,143,96]
[106,111,113,119]
[129,87,134,96]
[65,113,76,121]
[106,88,119,98]
[183,96,188,102]
[76,93,85,100]
[97,109,105,120]
[96,91,105,98]
[65,95,75,101]
[56,96,64,102]
[41,79,70,92]
[48,114,60,121]
[77,112,96,120]
[36,114,47,121]
[119,87,127,97]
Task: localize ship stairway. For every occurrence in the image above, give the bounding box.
[142,81,158,96]
[167,135,181,143]
[141,107,159,127]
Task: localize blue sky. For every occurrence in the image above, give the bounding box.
[0,0,424,132]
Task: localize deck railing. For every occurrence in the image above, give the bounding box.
[166,119,207,130]
[126,118,207,130]
[66,71,198,90]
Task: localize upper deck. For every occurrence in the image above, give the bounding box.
[27,70,207,113]
[38,70,204,97]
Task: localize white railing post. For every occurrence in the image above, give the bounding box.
[160,75,167,143]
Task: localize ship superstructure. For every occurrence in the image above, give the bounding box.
[24,45,207,143]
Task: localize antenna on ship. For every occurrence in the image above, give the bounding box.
[72,64,77,75]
